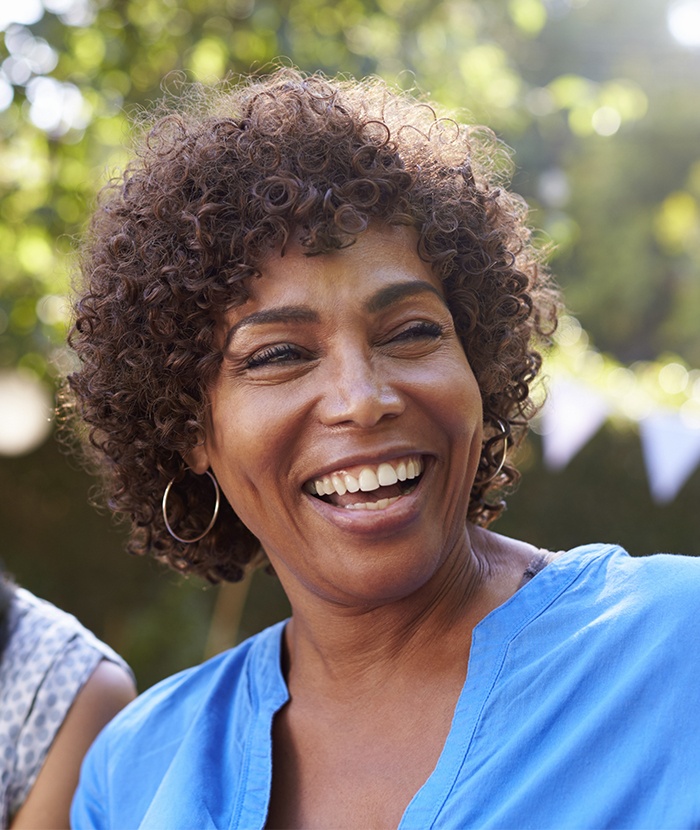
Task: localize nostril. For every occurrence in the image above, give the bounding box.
[317,356,405,427]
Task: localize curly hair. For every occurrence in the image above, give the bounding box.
[67,68,559,583]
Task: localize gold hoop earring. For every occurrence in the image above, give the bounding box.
[483,418,509,484]
[162,469,220,544]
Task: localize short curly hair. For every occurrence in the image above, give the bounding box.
[67,68,558,583]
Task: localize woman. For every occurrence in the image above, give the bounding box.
[0,569,135,829]
[68,70,700,829]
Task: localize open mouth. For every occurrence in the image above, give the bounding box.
[304,456,425,511]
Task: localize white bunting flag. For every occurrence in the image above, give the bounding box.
[639,411,700,504]
[540,378,610,470]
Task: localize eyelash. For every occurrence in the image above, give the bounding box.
[391,321,445,341]
[245,344,304,369]
[244,321,445,369]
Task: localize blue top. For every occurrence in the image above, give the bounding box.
[72,544,700,829]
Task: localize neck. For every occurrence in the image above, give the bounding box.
[277,525,530,698]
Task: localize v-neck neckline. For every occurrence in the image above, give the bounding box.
[239,544,616,830]
[398,543,616,827]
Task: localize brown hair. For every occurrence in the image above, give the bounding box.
[67,68,558,583]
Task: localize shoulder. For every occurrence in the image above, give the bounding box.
[511,544,700,707]
[9,662,135,830]
[0,587,133,735]
[565,542,700,598]
[69,660,136,724]
[5,588,130,670]
[72,621,287,830]
[552,543,700,640]
[0,589,135,828]
[83,621,286,765]
[623,549,700,623]
[626,547,700,581]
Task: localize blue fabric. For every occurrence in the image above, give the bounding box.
[71,544,700,829]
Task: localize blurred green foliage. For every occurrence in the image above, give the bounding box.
[2,0,699,380]
[1,0,699,687]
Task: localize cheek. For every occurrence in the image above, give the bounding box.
[206,386,302,500]
[204,392,254,487]
[420,352,482,422]
[424,361,483,472]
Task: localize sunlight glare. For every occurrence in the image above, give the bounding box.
[0,0,42,31]
[0,370,53,456]
[668,0,700,47]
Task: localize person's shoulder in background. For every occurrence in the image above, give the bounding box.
[0,583,136,829]
[11,659,135,829]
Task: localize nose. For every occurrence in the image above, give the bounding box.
[318,349,405,428]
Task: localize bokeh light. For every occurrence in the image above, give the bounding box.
[668,0,700,46]
[0,369,53,456]
[0,0,43,31]
[26,76,89,136]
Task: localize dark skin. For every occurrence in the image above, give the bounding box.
[188,227,542,829]
[265,527,536,829]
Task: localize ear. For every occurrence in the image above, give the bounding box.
[184,442,211,475]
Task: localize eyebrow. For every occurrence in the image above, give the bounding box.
[224,280,446,348]
[224,307,319,349]
[363,280,447,314]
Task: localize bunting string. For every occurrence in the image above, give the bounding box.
[536,316,700,503]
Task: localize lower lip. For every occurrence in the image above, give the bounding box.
[302,470,428,537]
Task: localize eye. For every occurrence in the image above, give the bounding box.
[245,343,307,369]
[390,321,445,342]
[379,319,447,359]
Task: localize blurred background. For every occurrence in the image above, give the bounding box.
[1,0,699,691]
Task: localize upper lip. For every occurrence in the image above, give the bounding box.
[302,448,431,485]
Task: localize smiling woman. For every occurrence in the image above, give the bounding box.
[65,69,700,829]
[185,227,484,607]
[67,71,551,585]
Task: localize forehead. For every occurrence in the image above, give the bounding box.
[238,225,443,313]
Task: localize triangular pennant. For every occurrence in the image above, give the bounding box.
[639,411,700,504]
[540,378,610,470]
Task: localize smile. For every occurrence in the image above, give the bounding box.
[304,456,424,510]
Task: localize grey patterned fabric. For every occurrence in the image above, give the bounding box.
[0,588,131,828]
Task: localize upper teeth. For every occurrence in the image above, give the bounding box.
[307,456,424,497]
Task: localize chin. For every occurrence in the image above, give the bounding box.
[304,543,451,609]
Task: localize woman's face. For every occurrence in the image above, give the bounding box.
[190,226,483,607]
